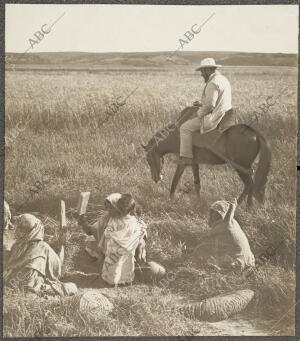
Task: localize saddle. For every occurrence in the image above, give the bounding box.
[192,129,221,149]
[192,108,235,149]
[190,109,253,175]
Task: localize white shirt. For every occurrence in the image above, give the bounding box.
[104,215,146,250]
[198,70,232,133]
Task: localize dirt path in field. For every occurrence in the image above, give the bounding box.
[196,317,268,336]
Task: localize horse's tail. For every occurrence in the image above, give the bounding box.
[252,131,271,203]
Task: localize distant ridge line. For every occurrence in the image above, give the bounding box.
[5,51,297,67]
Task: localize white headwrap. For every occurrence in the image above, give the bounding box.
[106,193,122,205]
[105,193,122,212]
[210,200,231,220]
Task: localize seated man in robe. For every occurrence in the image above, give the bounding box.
[78,193,147,286]
[4,214,77,296]
[194,199,255,270]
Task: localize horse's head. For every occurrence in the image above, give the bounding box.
[141,143,164,183]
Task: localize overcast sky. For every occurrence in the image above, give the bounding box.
[5,4,298,54]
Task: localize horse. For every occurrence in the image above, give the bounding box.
[142,106,271,207]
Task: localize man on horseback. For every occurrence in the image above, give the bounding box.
[179,58,234,165]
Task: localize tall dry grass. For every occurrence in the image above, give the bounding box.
[3,66,297,336]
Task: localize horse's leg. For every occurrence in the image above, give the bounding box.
[192,163,200,199]
[170,164,186,200]
[236,170,254,206]
[246,181,254,208]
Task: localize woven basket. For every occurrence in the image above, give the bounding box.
[70,290,113,320]
[178,289,254,322]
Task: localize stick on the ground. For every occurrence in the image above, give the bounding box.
[77,192,91,216]
[59,200,67,229]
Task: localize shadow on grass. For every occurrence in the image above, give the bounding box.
[13,192,81,218]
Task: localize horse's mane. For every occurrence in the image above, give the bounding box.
[176,106,199,126]
[144,106,199,151]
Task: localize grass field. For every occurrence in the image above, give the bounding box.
[3,65,297,336]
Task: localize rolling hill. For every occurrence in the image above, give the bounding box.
[5,51,297,70]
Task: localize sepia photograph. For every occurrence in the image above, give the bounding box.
[2,2,298,337]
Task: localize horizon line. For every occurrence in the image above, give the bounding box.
[5,50,298,55]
